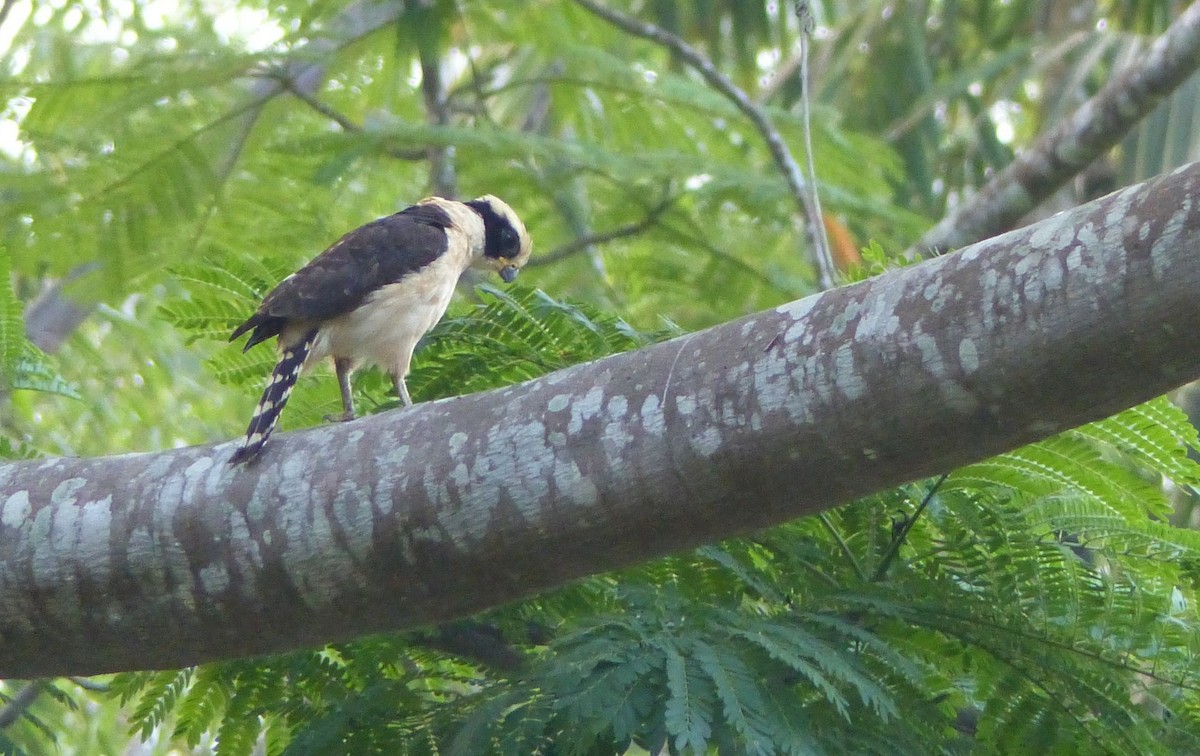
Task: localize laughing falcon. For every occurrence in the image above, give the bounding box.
[228,195,532,464]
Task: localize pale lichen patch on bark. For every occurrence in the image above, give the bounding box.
[1027,210,1077,251]
[856,278,904,334]
[553,458,598,508]
[1,490,30,528]
[959,339,980,374]
[603,402,635,449]
[1075,220,1099,250]
[778,295,819,344]
[450,461,470,489]
[505,420,554,499]
[913,332,946,377]
[1065,246,1083,271]
[279,497,340,607]
[570,386,605,434]
[1150,200,1192,282]
[675,395,696,415]
[828,297,864,338]
[77,496,114,577]
[199,563,230,595]
[373,443,409,516]
[49,497,79,555]
[606,394,628,419]
[690,426,722,457]
[640,395,665,436]
[759,351,815,426]
[29,506,51,561]
[750,347,794,417]
[41,505,87,627]
[184,457,212,481]
[1038,256,1065,294]
[832,344,863,402]
[50,478,86,507]
[331,480,374,564]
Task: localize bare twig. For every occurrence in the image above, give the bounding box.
[24,264,100,354]
[532,195,676,265]
[419,44,458,199]
[0,0,18,35]
[912,2,1200,255]
[67,676,110,692]
[872,473,949,581]
[818,513,868,582]
[572,0,836,290]
[275,76,424,161]
[794,2,832,281]
[0,680,47,729]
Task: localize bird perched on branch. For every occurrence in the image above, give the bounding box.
[228,195,532,464]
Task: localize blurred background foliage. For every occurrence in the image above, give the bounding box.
[2,0,1200,753]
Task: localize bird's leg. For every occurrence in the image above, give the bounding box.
[395,375,413,407]
[325,357,356,422]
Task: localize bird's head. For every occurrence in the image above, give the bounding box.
[465,195,532,283]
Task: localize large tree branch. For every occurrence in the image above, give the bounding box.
[3,163,1200,677]
[912,2,1200,254]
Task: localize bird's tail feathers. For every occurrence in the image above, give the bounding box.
[230,328,318,465]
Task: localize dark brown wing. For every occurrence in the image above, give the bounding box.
[231,203,453,350]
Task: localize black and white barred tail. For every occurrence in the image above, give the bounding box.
[230,329,318,465]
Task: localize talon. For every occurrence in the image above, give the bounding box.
[324,411,356,423]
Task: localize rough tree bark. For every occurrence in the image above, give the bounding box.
[3,163,1200,677]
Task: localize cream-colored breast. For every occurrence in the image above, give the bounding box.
[309,251,465,375]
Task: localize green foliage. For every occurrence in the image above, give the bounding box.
[4,0,1200,754]
[0,249,77,401]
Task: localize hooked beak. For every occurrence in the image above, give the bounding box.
[499,265,519,283]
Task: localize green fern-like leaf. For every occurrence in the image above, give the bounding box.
[691,638,775,755]
[660,640,715,755]
[172,665,229,747]
[127,669,193,740]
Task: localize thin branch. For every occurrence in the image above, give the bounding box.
[794,2,832,280]
[0,680,46,729]
[911,2,1200,254]
[23,264,100,354]
[278,77,361,132]
[0,0,17,35]
[572,0,836,290]
[275,75,425,161]
[818,513,868,582]
[872,473,949,582]
[532,195,676,265]
[419,43,458,199]
[67,676,110,692]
